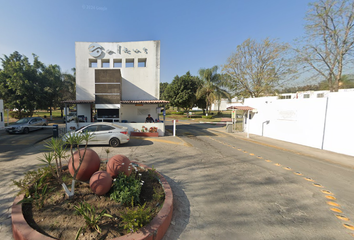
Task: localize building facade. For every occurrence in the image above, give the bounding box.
[75,40,162,123]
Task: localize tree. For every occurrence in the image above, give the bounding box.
[222,38,296,98]
[159,82,169,99]
[318,74,354,89]
[295,0,354,92]
[0,51,44,118]
[162,72,201,112]
[197,66,230,114]
[60,68,76,117]
[41,64,63,119]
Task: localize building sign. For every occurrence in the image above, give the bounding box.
[88,43,104,58]
[135,104,143,106]
[88,43,148,58]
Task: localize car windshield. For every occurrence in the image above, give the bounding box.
[15,118,30,124]
[68,112,76,116]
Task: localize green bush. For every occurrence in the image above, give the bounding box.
[202,115,213,119]
[120,198,152,233]
[110,173,142,206]
[190,115,202,118]
[9,111,32,119]
[171,112,184,115]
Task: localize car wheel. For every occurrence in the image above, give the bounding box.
[109,137,120,147]
[23,128,29,134]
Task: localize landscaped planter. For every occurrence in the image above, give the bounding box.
[11,162,173,240]
[131,132,159,137]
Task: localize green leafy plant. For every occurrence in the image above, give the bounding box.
[40,131,93,198]
[74,201,112,234]
[12,166,52,196]
[152,186,165,202]
[110,173,142,206]
[147,166,159,181]
[18,176,55,209]
[104,148,111,161]
[120,198,152,233]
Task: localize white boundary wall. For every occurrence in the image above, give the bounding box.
[243,92,354,156]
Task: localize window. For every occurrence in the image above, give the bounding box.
[98,125,115,131]
[89,59,97,68]
[138,58,147,67]
[113,59,122,68]
[303,94,310,99]
[317,93,324,98]
[101,59,110,68]
[125,58,134,68]
[279,95,291,99]
[84,126,98,132]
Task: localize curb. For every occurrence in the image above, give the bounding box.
[11,162,173,240]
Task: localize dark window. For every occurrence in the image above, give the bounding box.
[97,109,119,118]
[85,126,98,132]
[98,125,115,131]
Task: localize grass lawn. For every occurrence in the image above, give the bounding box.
[3,109,63,125]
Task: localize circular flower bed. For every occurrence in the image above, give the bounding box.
[11,162,173,240]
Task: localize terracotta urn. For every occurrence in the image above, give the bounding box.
[90,171,112,196]
[107,154,132,178]
[68,148,100,181]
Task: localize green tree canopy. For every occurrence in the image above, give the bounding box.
[162,71,201,112]
[197,66,230,113]
[0,51,44,117]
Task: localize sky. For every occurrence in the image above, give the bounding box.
[0,0,313,84]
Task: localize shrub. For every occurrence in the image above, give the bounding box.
[74,201,112,233]
[190,115,202,118]
[9,111,32,119]
[202,115,213,119]
[12,166,53,197]
[120,198,152,233]
[171,112,184,115]
[110,173,142,206]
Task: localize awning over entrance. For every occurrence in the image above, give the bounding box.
[227,106,254,111]
[121,100,170,104]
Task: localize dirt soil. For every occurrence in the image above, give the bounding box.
[22,165,165,240]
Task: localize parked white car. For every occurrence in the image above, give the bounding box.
[63,122,130,147]
[63,112,77,122]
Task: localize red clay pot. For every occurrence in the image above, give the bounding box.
[68,148,100,181]
[90,171,112,196]
[107,154,132,178]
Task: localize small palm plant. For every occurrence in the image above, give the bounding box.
[74,201,112,233]
[40,131,93,198]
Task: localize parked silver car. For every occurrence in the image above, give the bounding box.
[5,117,47,134]
[62,122,130,147]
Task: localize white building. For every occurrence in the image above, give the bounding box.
[64,41,168,135]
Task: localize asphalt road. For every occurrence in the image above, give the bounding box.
[162,122,354,239]
[0,127,53,154]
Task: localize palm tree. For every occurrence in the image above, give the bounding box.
[197,66,230,114]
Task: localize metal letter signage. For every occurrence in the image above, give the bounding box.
[88,43,104,58]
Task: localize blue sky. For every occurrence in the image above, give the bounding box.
[0,0,312,84]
